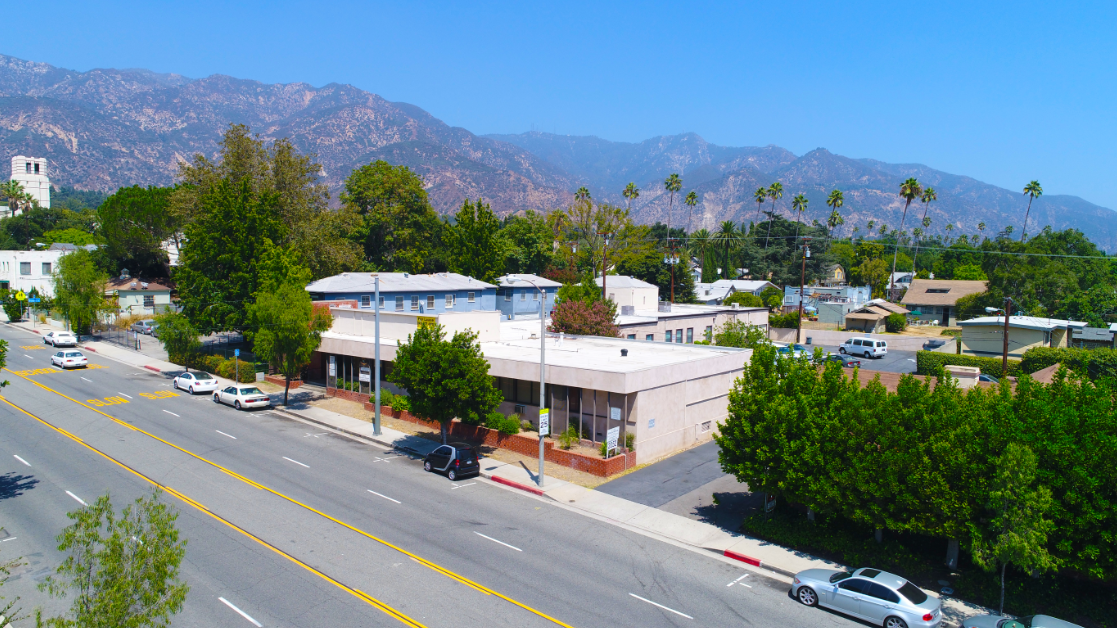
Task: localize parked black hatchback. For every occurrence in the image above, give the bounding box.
[423,444,480,481]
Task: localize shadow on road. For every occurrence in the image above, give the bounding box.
[0,472,39,500]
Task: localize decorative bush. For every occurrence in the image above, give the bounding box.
[215,357,257,383]
[625,432,635,451]
[484,412,520,435]
[1020,347,1117,380]
[769,311,801,329]
[915,350,1022,378]
[885,313,907,333]
[557,427,579,450]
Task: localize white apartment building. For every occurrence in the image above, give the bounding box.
[0,249,66,296]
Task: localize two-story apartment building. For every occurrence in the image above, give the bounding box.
[0,249,66,296]
[306,272,498,314]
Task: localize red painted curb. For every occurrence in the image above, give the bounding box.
[724,549,762,567]
[144,365,162,373]
[83,346,97,353]
[490,475,544,496]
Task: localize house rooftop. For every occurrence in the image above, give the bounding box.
[496,274,561,289]
[106,277,171,292]
[958,316,1088,331]
[592,275,656,289]
[1072,327,1114,342]
[900,279,988,306]
[306,272,496,293]
[615,303,766,326]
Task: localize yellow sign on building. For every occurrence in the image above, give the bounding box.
[417,316,437,329]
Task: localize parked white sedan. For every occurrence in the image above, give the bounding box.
[213,385,271,410]
[43,331,78,347]
[172,371,220,394]
[51,350,88,369]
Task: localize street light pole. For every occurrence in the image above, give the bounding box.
[512,275,548,487]
[596,231,611,301]
[374,275,381,436]
[797,238,811,346]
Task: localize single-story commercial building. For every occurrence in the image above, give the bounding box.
[495,274,561,320]
[958,316,1087,358]
[616,302,769,343]
[307,272,500,314]
[312,307,751,464]
[106,276,173,315]
[900,279,988,326]
[843,301,911,333]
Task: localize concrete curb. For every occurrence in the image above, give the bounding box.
[723,549,761,567]
[489,475,545,496]
[266,406,424,456]
[144,365,163,373]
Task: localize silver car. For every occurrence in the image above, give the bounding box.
[963,615,1083,628]
[792,567,942,628]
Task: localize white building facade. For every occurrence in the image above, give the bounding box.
[0,249,66,296]
[11,156,51,209]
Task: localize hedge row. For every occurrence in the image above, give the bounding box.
[171,352,258,383]
[915,350,1022,378]
[1020,347,1117,381]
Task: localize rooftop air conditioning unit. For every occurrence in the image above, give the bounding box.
[141,282,149,290]
[620,305,635,316]
[658,301,671,313]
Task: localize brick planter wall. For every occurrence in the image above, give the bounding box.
[364,401,635,477]
[266,375,302,389]
[327,387,369,404]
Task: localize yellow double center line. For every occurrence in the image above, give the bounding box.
[4,368,575,628]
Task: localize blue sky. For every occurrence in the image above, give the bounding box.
[8,1,1117,208]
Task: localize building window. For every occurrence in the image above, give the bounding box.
[426,295,435,310]
[360,295,371,308]
[686,328,693,343]
[411,296,419,310]
[676,329,683,343]
[926,288,950,294]
[25,162,31,173]
[705,325,713,341]
[646,334,654,341]
[468,291,476,303]
[504,290,512,301]
[446,294,455,309]
[19,262,30,275]
[665,330,673,343]
[143,295,155,308]
[627,334,636,340]
[521,291,526,301]
[395,296,404,311]
[42,262,51,275]
[379,295,385,308]
[533,291,539,301]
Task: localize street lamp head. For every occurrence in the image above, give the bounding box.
[985,307,1001,314]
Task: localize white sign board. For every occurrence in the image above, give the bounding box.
[359,365,371,383]
[538,409,550,435]
[328,356,336,377]
[610,407,621,421]
[606,426,620,453]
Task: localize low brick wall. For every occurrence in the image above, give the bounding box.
[266,375,302,389]
[327,387,369,403]
[364,402,635,477]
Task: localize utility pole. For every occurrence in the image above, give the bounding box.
[797,238,811,345]
[511,275,548,487]
[986,297,1013,376]
[374,274,381,436]
[596,231,612,301]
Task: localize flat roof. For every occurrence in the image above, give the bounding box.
[496,274,561,288]
[616,303,766,325]
[482,333,747,374]
[958,316,1087,331]
[307,272,496,293]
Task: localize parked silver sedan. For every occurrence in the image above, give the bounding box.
[963,615,1083,628]
[792,567,942,628]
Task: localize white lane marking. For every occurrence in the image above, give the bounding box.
[474,531,522,552]
[216,430,237,440]
[629,593,693,619]
[451,482,476,490]
[303,432,327,438]
[218,597,263,627]
[742,584,753,588]
[283,456,309,468]
[66,491,88,506]
[367,490,401,504]
[13,455,30,467]
[372,456,391,463]
[0,537,16,542]
[727,573,748,587]
[118,392,133,399]
[24,354,33,359]
[81,377,93,382]
[907,358,916,362]
[163,410,180,417]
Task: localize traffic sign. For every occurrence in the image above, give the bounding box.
[14,290,25,301]
[234,348,240,357]
[28,297,40,303]
[538,408,549,435]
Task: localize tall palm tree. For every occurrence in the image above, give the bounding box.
[764,182,783,250]
[867,220,876,235]
[912,187,936,276]
[575,186,591,201]
[825,189,844,240]
[752,187,767,237]
[715,220,737,279]
[791,193,809,239]
[623,182,640,210]
[664,173,682,237]
[1020,180,1042,242]
[890,177,923,296]
[827,209,844,242]
[684,190,699,233]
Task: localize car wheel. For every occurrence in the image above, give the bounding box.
[235,401,242,410]
[838,347,845,354]
[423,461,432,472]
[796,586,818,607]
[213,394,220,404]
[447,469,457,481]
[172,380,179,390]
[190,386,196,394]
[884,617,908,628]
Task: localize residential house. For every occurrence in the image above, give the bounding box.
[900,279,988,326]
[495,274,561,320]
[822,264,846,285]
[694,279,778,305]
[843,300,911,333]
[958,316,1087,358]
[106,276,173,315]
[1070,326,1116,350]
[783,284,873,325]
[306,272,499,314]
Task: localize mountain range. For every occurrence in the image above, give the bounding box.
[2,53,1114,251]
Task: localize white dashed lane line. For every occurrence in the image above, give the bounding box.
[163,410,180,417]
[118,392,133,399]
[283,457,309,468]
[367,490,400,504]
[81,377,92,382]
[216,430,237,439]
[66,491,87,506]
[13,455,30,467]
[218,597,263,627]
[629,593,693,619]
[474,531,522,552]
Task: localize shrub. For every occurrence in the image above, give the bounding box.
[215,358,256,383]
[885,313,907,333]
[114,313,153,331]
[625,433,635,451]
[599,441,608,458]
[489,413,520,435]
[558,427,579,450]
[769,311,801,329]
[915,350,1022,378]
[520,419,535,432]
[204,354,224,373]
[1020,347,1117,381]
[722,292,764,308]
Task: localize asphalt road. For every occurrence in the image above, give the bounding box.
[819,345,919,374]
[0,323,867,628]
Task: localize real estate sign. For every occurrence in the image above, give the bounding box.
[606,426,619,454]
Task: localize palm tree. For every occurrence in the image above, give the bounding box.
[664,173,682,236]
[867,220,876,235]
[575,186,591,201]
[1020,180,1042,242]
[684,190,699,233]
[623,182,640,210]
[791,193,809,240]
[0,180,34,216]
[764,182,783,250]
[826,189,844,240]
[752,187,767,237]
[827,209,844,242]
[912,187,936,276]
[715,220,737,279]
[890,177,923,297]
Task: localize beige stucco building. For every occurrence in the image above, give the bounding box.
[958,315,1086,358]
[616,302,768,344]
[315,307,750,464]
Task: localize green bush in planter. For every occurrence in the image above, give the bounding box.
[558,427,579,450]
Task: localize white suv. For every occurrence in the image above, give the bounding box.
[840,337,888,359]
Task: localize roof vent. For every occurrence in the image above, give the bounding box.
[141,282,149,290]
[620,349,628,357]
[120,268,130,280]
[131,281,138,289]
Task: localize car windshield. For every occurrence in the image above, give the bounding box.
[239,388,263,396]
[777,347,790,353]
[828,571,854,583]
[897,582,928,604]
[194,372,214,380]
[793,344,806,351]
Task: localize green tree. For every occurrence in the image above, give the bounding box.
[154,312,200,370]
[715,220,737,279]
[857,258,890,298]
[389,324,502,445]
[97,186,179,278]
[684,191,699,233]
[53,249,111,334]
[0,180,36,216]
[712,319,768,348]
[952,264,988,281]
[575,186,591,201]
[791,193,809,240]
[500,211,555,275]
[970,443,1056,616]
[37,490,189,628]
[764,182,783,249]
[555,199,653,276]
[1020,180,1043,242]
[752,187,767,237]
[247,256,332,405]
[890,178,923,296]
[912,187,937,275]
[446,198,504,283]
[722,292,764,308]
[622,182,639,210]
[825,189,844,241]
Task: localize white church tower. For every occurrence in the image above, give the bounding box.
[11,156,51,209]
